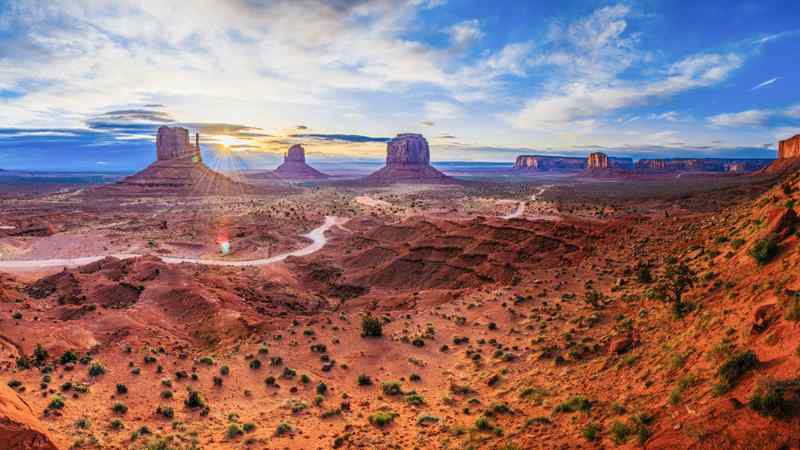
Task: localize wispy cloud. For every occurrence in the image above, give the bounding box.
[750,77,779,90]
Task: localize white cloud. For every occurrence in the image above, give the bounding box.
[508,52,742,130]
[448,19,484,47]
[649,111,679,122]
[424,101,462,121]
[750,77,779,91]
[708,109,771,127]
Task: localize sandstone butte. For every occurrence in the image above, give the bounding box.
[103,126,257,195]
[273,144,329,180]
[364,133,451,183]
[586,152,609,169]
[778,134,800,159]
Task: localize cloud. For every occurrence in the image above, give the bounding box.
[708,109,771,127]
[448,19,484,47]
[424,101,461,121]
[508,52,741,130]
[750,77,779,90]
[649,111,679,122]
[290,133,390,143]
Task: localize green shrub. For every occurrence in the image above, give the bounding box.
[361,315,383,337]
[749,379,800,418]
[750,234,779,265]
[111,402,128,414]
[368,410,398,427]
[715,351,758,394]
[358,374,372,386]
[184,389,206,409]
[553,396,591,413]
[275,422,292,435]
[582,423,600,441]
[382,381,403,396]
[88,362,105,377]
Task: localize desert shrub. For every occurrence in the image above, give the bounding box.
[553,396,591,413]
[368,410,398,427]
[275,422,292,435]
[110,419,123,430]
[405,393,425,406]
[74,417,91,429]
[715,350,758,394]
[750,234,779,265]
[111,402,128,414]
[7,379,22,389]
[474,415,492,431]
[88,362,105,377]
[48,395,65,410]
[749,378,800,418]
[358,374,372,386]
[635,262,653,283]
[417,414,439,426]
[316,382,328,395]
[198,356,214,365]
[243,422,256,432]
[226,423,244,439]
[782,292,800,321]
[116,384,128,395]
[382,381,403,396]
[184,389,206,409]
[156,406,174,419]
[249,359,261,370]
[655,259,696,317]
[361,315,382,337]
[582,423,600,441]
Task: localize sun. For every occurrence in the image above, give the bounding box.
[215,135,240,149]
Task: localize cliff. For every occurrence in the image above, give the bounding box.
[156,126,201,162]
[0,384,59,449]
[636,158,772,173]
[365,134,451,183]
[778,134,800,159]
[514,154,633,171]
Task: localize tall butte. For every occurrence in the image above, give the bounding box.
[365,133,451,183]
[110,126,254,195]
[763,133,800,175]
[273,144,329,179]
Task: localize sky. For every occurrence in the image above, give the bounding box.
[0,0,798,171]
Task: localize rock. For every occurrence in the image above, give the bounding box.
[273,145,329,180]
[778,134,800,159]
[751,303,779,334]
[0,384,59,450]
[609,336,634,354]
[514,155,585,171]
[365,134,451,183]
[587,152,609,169]
[635,158,771,173]
[156,126,201,162]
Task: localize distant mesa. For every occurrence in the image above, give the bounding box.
[514,154,632,172]
[102,126,256,195]
[587,152,609,169]
[635,158,771,173]
[273,144,329,180]
[514,152,770,175]
[763,133,800,174]
[365,133,452,183]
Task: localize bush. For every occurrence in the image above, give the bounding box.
[635,262,653,283]
[361,315,382,338]
[553,396,591,413]
[582,423,600,441]
[715,351,758,394]
[358,374,372,386]
[227,423,244,439]
[275,422,292,436]
[111,402,128,414]
[749,379,800,418]
[382,381,403,396]
[88,363,106,377]
[249,359,261,370]
[184,389,206,409]
[368,410,398,427]
[156,406,174,419]
[116,384,128,395]
[750,234,779,265]
[48,395,65,410]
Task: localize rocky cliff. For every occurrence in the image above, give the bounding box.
[587,152,609,169]
[636,158,772,173]
[365,134,450,183]
[513,155,585,171]
[273,144,329,179]
[0,384,59,449]
[156,126,201,162]
[778,134,800,159]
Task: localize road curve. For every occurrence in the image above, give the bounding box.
[0,216,349,271]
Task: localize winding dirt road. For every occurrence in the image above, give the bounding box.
[0,216,349,271]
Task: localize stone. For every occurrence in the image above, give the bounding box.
[273,144,329,179]
[586,152,609,169]
[365,134,451,183]
[778,134,800,159]
[156,126,201,162]
[609,336,634,354]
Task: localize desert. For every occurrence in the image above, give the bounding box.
[1,2,799,449]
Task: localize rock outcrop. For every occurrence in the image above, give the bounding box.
[587,152,609,169]
[273,145,329,179]
[365,134,451,183]
[156,126,201,162]
[98,126,258,195]
[0,384,59,449]
[778,134,800,159]
[636,158,772,173]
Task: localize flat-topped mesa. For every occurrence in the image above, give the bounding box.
[514,155,585,171]
[156,126,201,162]
[273,144,329,179]
[365,133,451,183]
[386,133,430,166]
[636,158,772,173]
[778,134,800,159]
[587,152,609,169]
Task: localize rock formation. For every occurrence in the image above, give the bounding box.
[365,134,451,183]
[778,134,800,159]
[586,152,609,169]
[636,158,772,173]
[99,126,257,195]
[273,144,329,179]
[0,384,59,449]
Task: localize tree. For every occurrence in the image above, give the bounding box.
[656,258,696,317]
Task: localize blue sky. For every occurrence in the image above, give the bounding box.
[0,0,798,170]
